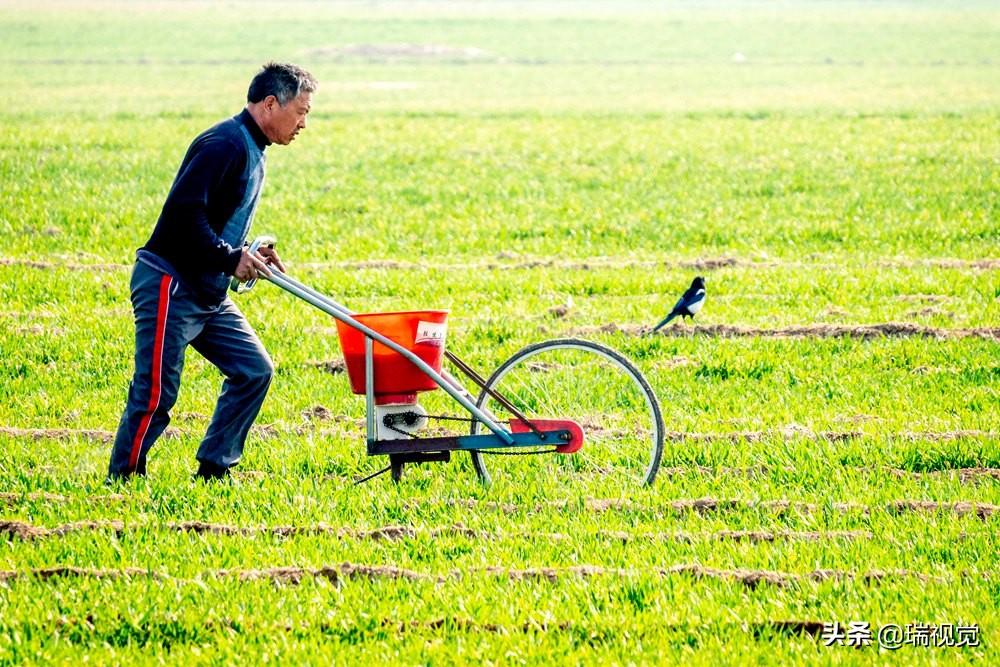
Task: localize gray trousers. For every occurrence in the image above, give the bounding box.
[108,261,273,477]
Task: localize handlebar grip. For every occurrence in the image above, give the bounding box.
[230,235,277,294]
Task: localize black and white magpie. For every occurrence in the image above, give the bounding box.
[650,276,706,333]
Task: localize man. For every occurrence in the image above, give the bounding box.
[108,62,316,481]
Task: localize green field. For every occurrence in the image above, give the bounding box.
[1,1,998,664]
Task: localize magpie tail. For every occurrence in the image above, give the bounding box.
[650,311,678,333]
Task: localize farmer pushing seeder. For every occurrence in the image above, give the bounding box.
[234,235,666,486]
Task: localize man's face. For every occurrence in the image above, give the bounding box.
[262,91,312,145]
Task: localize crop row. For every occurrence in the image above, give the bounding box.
[578,323,1000,341]
[3,425,996,445]
[1,564,992,589]
[0,519,877,544]
[4,256,998,273]
[3,492,996,518]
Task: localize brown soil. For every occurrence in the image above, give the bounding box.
[383,616,826,637]
[887,500,996,519]
[0,519,123,539]
[0,566,157,582]
[6,255,997,274]
[888,467,1000,483]
[0,426,180,443]
[0,257,126,271]
[307,44,495,62]
[547,305,570,318]
[309,359,346,375]
[2,563,987,588]
[0,492,125,506]
[301,405,334,421]
[0,519,874,546]
[585,322,1000,341]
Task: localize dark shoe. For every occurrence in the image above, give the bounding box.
[106,468,145,485]
[195,460,230,480]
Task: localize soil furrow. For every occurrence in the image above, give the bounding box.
[2,424,995,446]
[1,491,994,519]
[40,613,830,638]
[435,497,998,518]
[659,465,1000,484]
[0,564,989,588]
[6,256,996,273]
[579,322,1000,340]
[0,520,872,544]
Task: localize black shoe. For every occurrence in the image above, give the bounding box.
[106,468,145,485]
[195,460,230,481]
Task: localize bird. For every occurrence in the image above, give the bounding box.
[650,276,706,334]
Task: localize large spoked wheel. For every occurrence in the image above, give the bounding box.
[469,338,664,487]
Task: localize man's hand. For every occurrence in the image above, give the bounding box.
[256,245,286,273]
[234,248,273,282]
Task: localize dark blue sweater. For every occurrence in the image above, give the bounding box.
[141,109,269,301]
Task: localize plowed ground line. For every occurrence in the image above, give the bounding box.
[4,256,997,272]
[2,493,995,519]
[21,615,844,639]
[2,425,996,446]
[0,564,991,588]
[0,519,873,544]
[577,323,1000,340]
[430,497,999,519]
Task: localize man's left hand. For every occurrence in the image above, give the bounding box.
[257,246,286,273]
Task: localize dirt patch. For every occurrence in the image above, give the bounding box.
[433,496,993,520]
[893,294,952,303]
[301,405,334,421]
[7,255,997,276]
[898,430,997,441]
[887,500,996,519]
[682,257,740,270]
[0,426,181,443]
[15,324,66,336]
[384,616,827,637]
[170,521,255,536]
[0,427,115,443]
[483,564,948,588]
[0,520,123,540]
[0,567,158,582]
[226,563,431,584]
[906,307,954,319]
[660,465,781,478]
[362,526,418,541]
[0,520,872,546]
[588,323,1000,341]
[547,305,570,318]
[0,491,125,506]
[307,44,495,62]
[1,563,985,588]
[656,356,694,369]
[887,467,1000,483]
[310,359,346,375]
[0,257,127,272]
[917,258,1000,270]
[661,464,997,485]
[708,530,871,543]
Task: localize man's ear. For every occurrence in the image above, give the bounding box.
[263,95,279,113]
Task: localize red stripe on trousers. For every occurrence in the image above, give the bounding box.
[128,274,172,471]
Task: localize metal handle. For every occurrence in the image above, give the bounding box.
[230,235,277,294]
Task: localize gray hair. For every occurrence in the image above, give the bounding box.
[247,62,317,106]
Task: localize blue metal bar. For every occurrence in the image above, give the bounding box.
[368,429,570,456]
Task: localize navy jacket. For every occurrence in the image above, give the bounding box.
[141,109,270,303]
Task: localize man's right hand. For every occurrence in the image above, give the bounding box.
[233,248,273,282]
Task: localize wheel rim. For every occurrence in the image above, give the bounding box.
[470,339,663,488]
